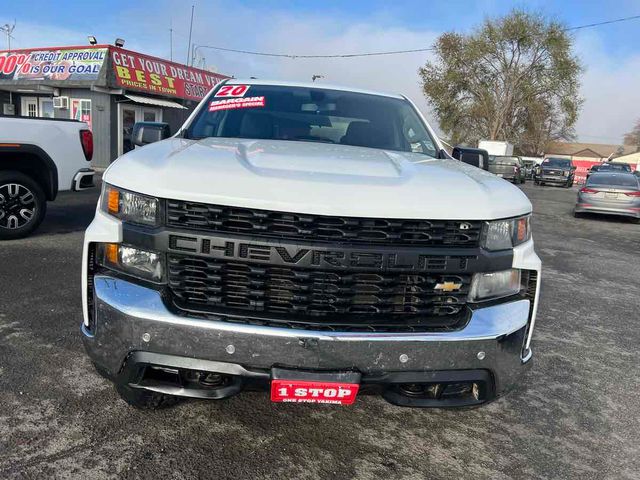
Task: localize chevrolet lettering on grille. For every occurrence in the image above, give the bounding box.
[167,234,478,272]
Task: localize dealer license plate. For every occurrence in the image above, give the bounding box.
[271,379,359,405]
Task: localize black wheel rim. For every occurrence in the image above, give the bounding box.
[0,183,37,229]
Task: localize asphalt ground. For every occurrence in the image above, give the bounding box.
[1,181,639,479]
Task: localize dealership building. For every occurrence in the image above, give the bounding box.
[0,44,228,167]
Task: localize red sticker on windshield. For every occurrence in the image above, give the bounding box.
[215,84,250,97]
[209,96,265,112]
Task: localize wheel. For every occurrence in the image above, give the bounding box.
[115,383,182,410]
[0,171,47,240]
[540,181,545,186]
[574,211,584,219]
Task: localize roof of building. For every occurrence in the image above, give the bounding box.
[611,151,640,164]
[545,141,638,158]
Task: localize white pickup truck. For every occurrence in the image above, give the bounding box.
[82,80,541,410]
[0,116,95,239]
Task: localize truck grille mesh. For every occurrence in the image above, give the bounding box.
[166,200,482,247]
[168,254,472,331]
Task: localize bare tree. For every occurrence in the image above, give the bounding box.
[623,119,640,147]
[419,10,582,155]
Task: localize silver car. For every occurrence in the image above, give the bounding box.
[574,172,640,221]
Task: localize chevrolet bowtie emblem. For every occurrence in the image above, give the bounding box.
[434,281,462,292]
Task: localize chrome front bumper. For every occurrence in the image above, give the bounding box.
[83,275,533,398]
[538,175,568,183]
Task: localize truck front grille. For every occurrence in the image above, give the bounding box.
[168,253,472,332]
[166,200,482,247]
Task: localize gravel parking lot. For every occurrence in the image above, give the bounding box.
[1,182,638,480]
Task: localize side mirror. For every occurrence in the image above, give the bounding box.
[132,122,171,147]
[452,146,490,171]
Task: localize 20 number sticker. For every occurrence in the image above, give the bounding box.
[215,84,250,97]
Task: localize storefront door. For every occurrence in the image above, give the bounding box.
[118,104,162,156]
[21,97,38,117]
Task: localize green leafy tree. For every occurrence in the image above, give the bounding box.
[419,10,582,155]
[623,119,640,146]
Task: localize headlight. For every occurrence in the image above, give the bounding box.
[469,269,521,302]
[100,183,160,227]
[481,215,531,251]
[97,243,165,283]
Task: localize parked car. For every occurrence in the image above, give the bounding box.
[574,172,640,222]
[586,162,632,180]
[535,157,575,187]
[0,116,95,239]
[81,80,541,410]
[488,155,526,183]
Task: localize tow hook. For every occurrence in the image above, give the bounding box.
[298,338,319,349]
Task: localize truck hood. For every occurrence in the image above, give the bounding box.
[104,138,531,220]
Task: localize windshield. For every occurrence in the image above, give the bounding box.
[542,158,571,168]
[186,84,438,157]
[587,174,639,188]
[491,156,519,165]
[597,163,631,171]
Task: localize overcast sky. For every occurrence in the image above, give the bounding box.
[2,0,640,145]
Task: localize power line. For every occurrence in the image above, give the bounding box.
[195,45,433,59]
[564,13,640,31]
[194,13,640,60]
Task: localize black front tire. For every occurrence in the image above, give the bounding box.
[115,383,182,410]
[0,170,47,240]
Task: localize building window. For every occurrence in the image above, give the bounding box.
[39,98,54,118]
[71,99,92,130]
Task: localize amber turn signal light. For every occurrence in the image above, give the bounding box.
[107,188,120,214]
[515,217,527,242]
[105,243,119,264]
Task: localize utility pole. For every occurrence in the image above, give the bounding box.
[169,19,173,61]
[1,21,16,104]
[0,21,16,52]
[186,5,194,66]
